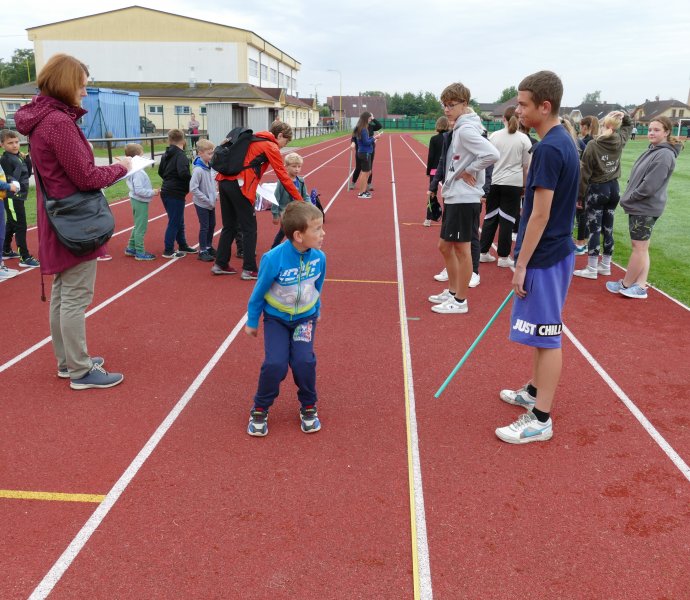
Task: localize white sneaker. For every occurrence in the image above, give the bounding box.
[496,412,553,444]
[469,272,480,288]
[0,265,18,279]
[499,385,536,409]
[480,252,496,263]
[423,219,431,227]
[497,256,514,268]
[433,267,448,282]
[428,289,452,304]
[431,297,468,314]
[574,267,597,279]
[597,263,611,276]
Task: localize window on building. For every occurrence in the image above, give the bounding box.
[279,73,286,88]
[175,105,191,115]
[270,68,277,84]
[6,102,21,111]
[200,105,207,115]
[261,64,268,80]
[148,105,164,114]
[680,109,685,118]
[248,59,258,77]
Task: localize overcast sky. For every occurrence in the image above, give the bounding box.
[3,0,689,107]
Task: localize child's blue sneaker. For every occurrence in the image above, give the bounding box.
[124,247,137,257]
[606,279,625,294]
[620,283,648,299]
[574,245,587,256]
[135,252,156,261]
[247,409,268,437]
[300,406,321,433]
[496,412,553,444]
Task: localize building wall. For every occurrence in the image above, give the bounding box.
[29,7,300,88]
[41,40,240,84]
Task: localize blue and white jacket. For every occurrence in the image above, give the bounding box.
[247,240,326,329]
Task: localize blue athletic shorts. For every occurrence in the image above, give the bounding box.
[509,253,574,349]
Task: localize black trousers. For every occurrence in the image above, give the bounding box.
[479,184,521,257]
[352,146,376,185]
[216,180,257,272]
[3,198,30,258]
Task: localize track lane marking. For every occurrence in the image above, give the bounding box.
[389,136,433,600]
[0,490,105,503]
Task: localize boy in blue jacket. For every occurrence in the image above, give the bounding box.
[245,201,326,437]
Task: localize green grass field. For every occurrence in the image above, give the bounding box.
[413,134,689,306]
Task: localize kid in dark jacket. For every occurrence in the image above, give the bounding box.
[1,130,38,267]
[158,129,194,259]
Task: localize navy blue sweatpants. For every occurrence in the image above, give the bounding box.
[253,315,318,410]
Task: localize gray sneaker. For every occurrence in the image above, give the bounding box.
[58,356,105,379]
[70,363,124,390]
[499,384,536,409]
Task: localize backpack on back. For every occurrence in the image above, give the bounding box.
[211,127,266,177]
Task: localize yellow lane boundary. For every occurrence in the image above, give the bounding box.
[0,490,105,503]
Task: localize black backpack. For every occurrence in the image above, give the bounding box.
[211,127,266,177]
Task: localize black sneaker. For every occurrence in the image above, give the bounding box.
[2,250,20,259]
[300,406,321,433]
[247,409,268,436]
[208,247,217,257]
[198,250,214,262]
[178,245,198,254]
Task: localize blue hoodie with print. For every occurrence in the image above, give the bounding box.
[247,240,326,329]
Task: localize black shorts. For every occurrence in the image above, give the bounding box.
[440,203,480,242]
[356,152,372,171]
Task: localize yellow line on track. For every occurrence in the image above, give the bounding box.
[326,278,397,284]
[0,490,105,503]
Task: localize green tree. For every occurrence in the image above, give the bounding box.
[361,90,385,96]
[0,49,35,88]
[582,90,602,104]
[496,86,518,103]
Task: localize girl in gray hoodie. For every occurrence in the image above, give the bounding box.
[606,116,682,299]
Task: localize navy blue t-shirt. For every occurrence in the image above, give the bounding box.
[514,124,579,268]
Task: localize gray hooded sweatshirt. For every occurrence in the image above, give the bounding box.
[620,142,680,217]
[441,111,500,204]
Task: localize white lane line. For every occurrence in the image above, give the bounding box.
[563,324,690,482]
[28,316,248,600]
[389,136,433,599]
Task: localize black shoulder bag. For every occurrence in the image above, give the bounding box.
[34,166,115,257]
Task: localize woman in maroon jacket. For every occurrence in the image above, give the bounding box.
[15,54,131,390]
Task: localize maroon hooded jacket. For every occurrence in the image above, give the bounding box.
[14,95,127,275]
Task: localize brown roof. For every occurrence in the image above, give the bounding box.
[327,95,388,119]
[633,99,690,122]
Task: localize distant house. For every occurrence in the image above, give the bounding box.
[568,102,626,123]
[327,95,388,126]
[631,98,690,126]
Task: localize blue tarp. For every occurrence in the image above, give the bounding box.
[80,87,140,144]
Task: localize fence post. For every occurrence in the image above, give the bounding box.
[150,138,155,161]
[107,140,113,165]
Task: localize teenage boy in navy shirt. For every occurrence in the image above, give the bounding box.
[495,71,580,444]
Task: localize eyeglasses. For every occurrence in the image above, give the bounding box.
[442,102,462,110]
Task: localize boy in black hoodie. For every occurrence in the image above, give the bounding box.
[158,129,194,258]
[1,130,39,267]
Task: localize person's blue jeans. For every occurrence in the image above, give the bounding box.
[253,315,318,410]
[161,194,188,253]
[195,204,216,250]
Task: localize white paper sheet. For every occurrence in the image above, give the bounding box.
[112,155,155,184]
[256,182,279,206]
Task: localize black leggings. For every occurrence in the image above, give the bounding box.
[479,184,521,257]
[3,198,30,258]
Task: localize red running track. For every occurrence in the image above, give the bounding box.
[0,134,688,599]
